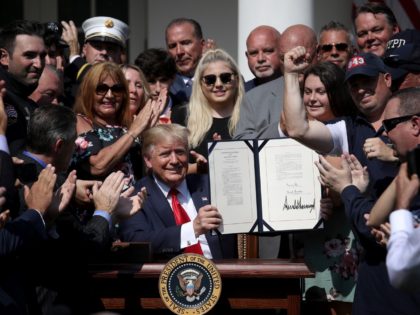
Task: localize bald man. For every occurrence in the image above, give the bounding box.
[234,24,317,258]
[234,24,317,140]
[244,25,282,91]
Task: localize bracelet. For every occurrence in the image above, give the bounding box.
[126,131,137,141]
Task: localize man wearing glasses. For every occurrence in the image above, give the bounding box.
[283,48,420,314]
[382,88,420,292]
[317,21,355,70]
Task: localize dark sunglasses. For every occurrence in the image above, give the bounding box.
[95,83,125,96]
[202,72,235,86]
[319,43,349,53]
[382,112,420,132]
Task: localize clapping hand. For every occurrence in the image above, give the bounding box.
[92,171,125,214]
[24,165,57,216]
[114,187,147,222]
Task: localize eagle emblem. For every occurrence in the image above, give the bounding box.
[177,269,206,302]
[104,19,114,28]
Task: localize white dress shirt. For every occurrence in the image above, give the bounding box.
[387,209,420,291]
[154,177,213,259]
[0,135,10,154]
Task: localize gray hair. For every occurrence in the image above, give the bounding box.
[142,124,189,157]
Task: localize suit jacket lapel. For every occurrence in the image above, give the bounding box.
[187,175,208,210]
[186,175,223,259]
[143,175,176,227]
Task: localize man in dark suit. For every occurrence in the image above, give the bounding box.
[165,18,210,104]
[0,167,56,315]
[119,124,236,259]
[0,82,18,215]
[0,20,46,155]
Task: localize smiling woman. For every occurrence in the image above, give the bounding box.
[172,49,244,159]
[296,62,360,314]
[71,62,156,183]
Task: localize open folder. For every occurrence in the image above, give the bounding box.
[208,138,322,234]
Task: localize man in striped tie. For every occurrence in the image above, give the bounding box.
[119,123,237,259]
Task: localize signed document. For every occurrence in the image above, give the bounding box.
[208,138,321,234]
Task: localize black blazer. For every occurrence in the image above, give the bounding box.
[169,73,192,105]
[0,209,48,315]
[0,150,19,216]
[119,174,237,259]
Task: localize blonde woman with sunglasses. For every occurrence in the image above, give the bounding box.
[176,49,244,159]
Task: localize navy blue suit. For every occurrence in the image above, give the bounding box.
[170,74,192,105]
[119,174,237,259]
[0,150,19,216]
[0,209,48,315]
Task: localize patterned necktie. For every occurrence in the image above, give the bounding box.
[169,188,204,255]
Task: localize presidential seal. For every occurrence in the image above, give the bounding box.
[159,254,222,315]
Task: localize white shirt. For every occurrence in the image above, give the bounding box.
[325,120,349,155]
[154,177,213,259]
[277,119,349,154]
[387,209,420,291]
[181,75,193,87]
[0,135,10,154]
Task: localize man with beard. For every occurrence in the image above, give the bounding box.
[0,20,46,155]
[244,25,282,91]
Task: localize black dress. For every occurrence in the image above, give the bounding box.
[192,116,231,159]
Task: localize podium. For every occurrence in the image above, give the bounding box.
[89,259,314,314]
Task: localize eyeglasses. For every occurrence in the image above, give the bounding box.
[95,83,125,96]
[202,72,235,86]
[382,113,420,132]
[319,43,349,53]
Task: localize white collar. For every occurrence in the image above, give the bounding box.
[153,175,189,198]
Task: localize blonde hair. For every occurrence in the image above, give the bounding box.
[74,62,132,127]
[187,49,244,148]
[120,64,151,110]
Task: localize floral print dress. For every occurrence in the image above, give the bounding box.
[70,117,141,185]
[302,205,361,303]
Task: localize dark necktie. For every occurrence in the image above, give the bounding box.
[169,188,204,255]
[185,78,193,96]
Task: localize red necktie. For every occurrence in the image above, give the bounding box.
[170,189,204,255]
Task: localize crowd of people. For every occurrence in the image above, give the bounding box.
[1,1,420,314]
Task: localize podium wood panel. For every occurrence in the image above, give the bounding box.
[89,259,314,314]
